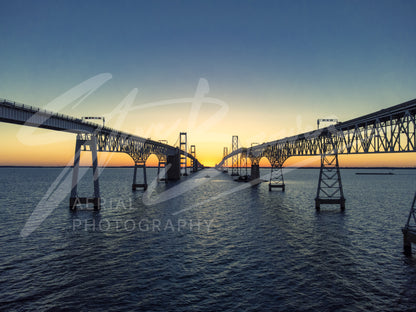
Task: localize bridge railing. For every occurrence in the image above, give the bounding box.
[217,98,416,167]
[0,98,201,164]
[0,98,96,125]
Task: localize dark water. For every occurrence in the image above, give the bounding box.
[1,167,416,311]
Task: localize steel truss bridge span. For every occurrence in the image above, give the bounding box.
[216,98,416,255]
[0,99,203,209]
[219,98,416,168]
[0,99,201,163]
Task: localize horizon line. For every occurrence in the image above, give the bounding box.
[1,165,415,169]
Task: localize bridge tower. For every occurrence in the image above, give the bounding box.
[315,134,345,211]
[190,145,197,173]
[402,192,416,256]
[180,132,188,176]
[70,134,101,210]
[223,147,228,173]
[231,135,239,176]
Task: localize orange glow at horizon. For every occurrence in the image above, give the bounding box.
[1,138,416,168]
[1,124,416,168]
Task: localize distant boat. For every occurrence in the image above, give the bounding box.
[356,172,394,175]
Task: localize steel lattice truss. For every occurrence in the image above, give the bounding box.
[405,193,416,230]
[0,99,202,168]
[231,135,239,176]
[219,98,416,166]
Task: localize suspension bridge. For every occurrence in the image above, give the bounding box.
[1,97,416,255]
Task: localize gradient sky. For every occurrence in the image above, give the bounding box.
[1,0,416,167]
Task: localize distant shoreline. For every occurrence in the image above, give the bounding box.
[0,166,415,169]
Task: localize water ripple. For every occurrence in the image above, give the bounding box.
[0,168,416,311]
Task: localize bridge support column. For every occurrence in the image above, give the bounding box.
[269,164,285,191]
[251,164,260,180]
[403,231,413,256]
[222,147,229,173]
[132,161,148,190]
[402,192,416,256]
[190,145,197,173]
[239,153,248,180]
[70,134,101,211]
[167,153,181,181]
[315,148,345,211]
[231,135,239,176]
[157,158,167,183]
[180,132,188,176]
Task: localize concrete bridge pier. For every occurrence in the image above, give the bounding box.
[247,156,261,184]
[157,157,167,183]
[190,145,198,173]
[167,153,181,181]
[70,134,101,211]
[250,164,260,180]
[132,161,147,190]
[192,161,198,173]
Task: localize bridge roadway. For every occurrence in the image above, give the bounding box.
[0,99,201,166]
[0,99,203,209]
[219,98,416,167]
[216,98,416,255]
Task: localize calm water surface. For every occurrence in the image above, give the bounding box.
[1,167,416,311]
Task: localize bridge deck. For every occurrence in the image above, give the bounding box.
[0,99,201,165]
[219,98,416,166]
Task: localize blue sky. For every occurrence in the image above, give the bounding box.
[1,0,416,165]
